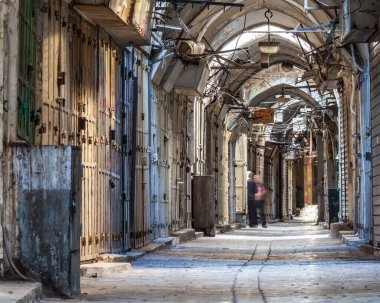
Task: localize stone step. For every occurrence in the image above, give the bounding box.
[342,235,366,247]
[0,281,41,303]
[215,224,232,234]
[80,262,132,278]
[170,229,195,242]
[81,236,185,278]
[195,231,204,239]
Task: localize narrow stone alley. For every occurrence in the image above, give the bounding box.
[41,221,380,303]
[3,1,380,301]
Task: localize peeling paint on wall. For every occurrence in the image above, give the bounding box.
[14,146,81,296]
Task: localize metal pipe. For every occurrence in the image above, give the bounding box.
[304,0,339,10]
[244,29,333,33]
[155,24,183,31]
[159,0,244,7]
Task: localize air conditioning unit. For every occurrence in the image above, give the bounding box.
[341,0,380,44]
[174,60,210,96]
[178,41,205,55]
[75,0,156,46]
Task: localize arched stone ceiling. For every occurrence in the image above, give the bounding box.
[248,83,320,108]
[161,1,341,95]
[218,36,311,93]
[162,1,339,132]
[225,84,319,134]
[173,0,338,51]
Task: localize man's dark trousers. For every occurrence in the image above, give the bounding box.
[248,198,257,226]
[251,200,266,227]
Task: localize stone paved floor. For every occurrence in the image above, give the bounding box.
[42,223,380,303]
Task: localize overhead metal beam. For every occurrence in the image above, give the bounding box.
[211,64,261,70]
[304,0,340,10]
[245,24,334,34]
[158,0,244,8]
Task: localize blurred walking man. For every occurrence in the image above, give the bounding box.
[252,175,267,228]
[247,171,258,227]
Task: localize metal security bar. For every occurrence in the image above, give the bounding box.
[18,0,37,142]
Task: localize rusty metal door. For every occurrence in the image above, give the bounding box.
[169,95,187,231]
[150,87,171,238]
[78,17,100,261]
[95,30,123,256]
[132,52,151,248]
[121,50,134,249]
[32,1,124,261]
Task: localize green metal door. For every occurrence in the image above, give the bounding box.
[18,0,37,142]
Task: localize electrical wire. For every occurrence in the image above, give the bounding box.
[221,14,247,87]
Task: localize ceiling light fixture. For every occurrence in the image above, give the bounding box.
[258,9,280,54]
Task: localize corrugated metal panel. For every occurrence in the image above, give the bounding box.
[371,42,380,247]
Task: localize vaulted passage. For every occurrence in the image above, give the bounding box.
[1,1,380,302]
